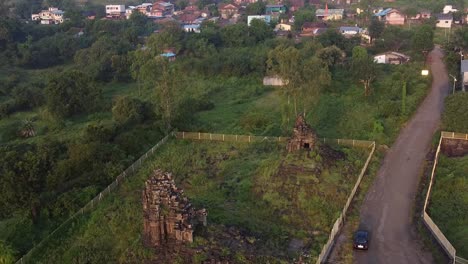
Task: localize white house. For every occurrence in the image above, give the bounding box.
[275,23,292,31]
[339,26,362,36]
[443,5,458,14]
[247,15,271,26]
[106,5,125,18]
[436,13,453,28]
[374,52,410,64]
[31,7,65,24]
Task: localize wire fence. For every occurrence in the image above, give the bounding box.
[422,131,468,264]
[15,134,171,264]
[174,132,375,149]
[317,142,376,264]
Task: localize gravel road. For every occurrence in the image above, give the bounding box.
[353,47,449,264]
[328,46,450,264]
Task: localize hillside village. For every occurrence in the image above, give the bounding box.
[1,0,468,263]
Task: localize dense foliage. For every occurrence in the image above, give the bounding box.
[442,93,468,133]
[430,154,468,258]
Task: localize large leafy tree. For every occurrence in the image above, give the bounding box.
[411,25,434,55]
[368,17,384,43]
[45,70,102,119]
[267,44,330,123]
[351,46,377,96]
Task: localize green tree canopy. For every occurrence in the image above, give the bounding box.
[442,93,468,133]
[351,46,377,96]
[45,70,102,119]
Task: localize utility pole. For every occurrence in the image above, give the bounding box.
[449,74,457,94]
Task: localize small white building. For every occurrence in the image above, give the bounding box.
[183,24,201,33]
[374,52,410,64]
[106,5,125,18]
[436,13,453,28]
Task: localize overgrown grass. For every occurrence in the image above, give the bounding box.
[30,139,369,263]
[428,154,468,259]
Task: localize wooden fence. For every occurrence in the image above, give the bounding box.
[422,132,468,264]
[174,132,375,149]
[15,134,171,264]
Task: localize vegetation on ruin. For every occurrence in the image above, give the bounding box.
[28,140,369,263]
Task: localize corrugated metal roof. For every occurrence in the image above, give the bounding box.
[374,8,392,17]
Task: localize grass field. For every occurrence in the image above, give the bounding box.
[429,154,468,259]
[28,139,369,263]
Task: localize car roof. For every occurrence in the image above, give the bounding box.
[356,230,368,236]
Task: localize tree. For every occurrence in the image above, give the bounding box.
[452,27,468,53]
[351,46,377,96]
[45,70,102,119]
[293,7,315,30]
[221,23,254,47]
[249,19,274,43]
[300,57,331,114]
[411,25,434,54]
[246,1,266,15]
[316,45,344,68]
[112,96,145,126]
[0,240,17,264]
[368,17,384,43]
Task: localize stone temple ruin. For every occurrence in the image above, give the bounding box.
[142,169,207,248]
[287,114,318,152]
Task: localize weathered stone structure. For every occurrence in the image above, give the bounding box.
[142,169,207,248]
[287,114,318,152]
[441,138,468,157]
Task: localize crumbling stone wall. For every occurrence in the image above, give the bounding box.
[142,169,207,248]
[287,114,318,152]
[441,138,468,157]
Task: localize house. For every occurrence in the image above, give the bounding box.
[339,26,362,36]
[408,10,431,21]
[183,24,201,33]
[443,5,458,14]
[32,7,65,24]
[275,23,292,31]
[384,9,405,25]
[374,52,410,64]
[161,48,176,61]
[178,13,200,24]
[316,9,344,20]
[218,3,240,19]
[461,60,468,91]
[301,22,327,36]
[105,5,125,18]
[234,0,257,5]
[266,4,287,18]
[247,15,271,26]
[150,1,174,17]
[126,3,153,18]
[436,13,453,28]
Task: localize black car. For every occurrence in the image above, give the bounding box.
[353,230,369,250]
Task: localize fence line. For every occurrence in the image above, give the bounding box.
[15,134,171,264]
[422,131,468,264]
[175,132,375,149]
[318,141,376,264]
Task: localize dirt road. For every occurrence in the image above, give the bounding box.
[353,47,449,263]
[328,47,450,264]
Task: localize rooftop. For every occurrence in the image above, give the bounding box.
[374,8,392,17]
[316,9,344,16]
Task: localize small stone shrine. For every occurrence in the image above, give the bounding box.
[287,114,318,152]
[142,169,207,248]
